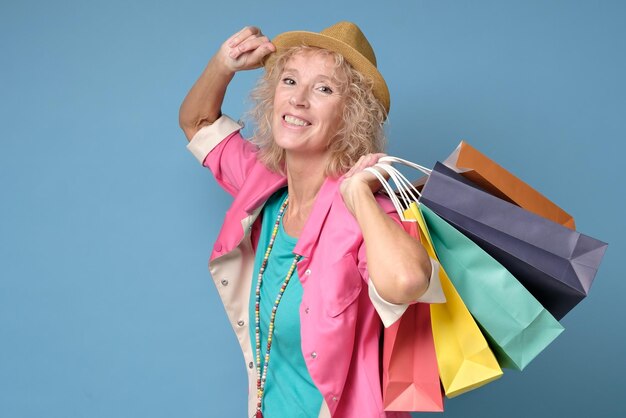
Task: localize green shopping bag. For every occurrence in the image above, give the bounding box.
[418,203,564,370]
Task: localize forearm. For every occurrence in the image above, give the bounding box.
[179,54,235,141]
[349,184,431,304]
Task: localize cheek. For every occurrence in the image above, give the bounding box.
[273,88,288,107]
[329,104,345,130]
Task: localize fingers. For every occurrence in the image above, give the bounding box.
[345,153,388,177]
[344,156,363,178]
[345,155,369,178]
[227,26,261,48]
[226,35,275,71]
[229,35,274,60]
[371,152,388,164]
[246,41,276,64]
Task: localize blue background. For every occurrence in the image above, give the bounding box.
[1,1,624,417]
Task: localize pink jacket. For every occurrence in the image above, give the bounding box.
[187,115,441,418]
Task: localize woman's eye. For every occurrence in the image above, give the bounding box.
[282,77,295,85]
[318,86,333,94]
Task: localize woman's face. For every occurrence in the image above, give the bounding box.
[271,50,346,158]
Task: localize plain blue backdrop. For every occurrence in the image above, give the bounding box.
[1,1,624,417]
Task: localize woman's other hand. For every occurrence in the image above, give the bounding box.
[340,153,431,303]
[179,26,275,140]
[340,153,388,216]
[219,26,276,73]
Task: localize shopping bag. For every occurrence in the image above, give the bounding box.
[420,162,608,320]
[368,167,444,411]
[406,203,503,398]
[382,299,444,412]
[373,163,502,396]
[419,203,564,370]
[374,158,564,371]
[443,141,576,229]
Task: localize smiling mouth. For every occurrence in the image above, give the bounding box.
[283,115,311,127]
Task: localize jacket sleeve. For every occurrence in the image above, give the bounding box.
[357,198,444,328]
[186,115,260,197]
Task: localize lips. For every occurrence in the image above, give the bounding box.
[283,114,311,127]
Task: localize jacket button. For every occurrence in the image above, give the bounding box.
[221,279,229,286]
[305,269,312,275]
[304,307,310,314]
[311,351,317,358]
[248,362,254,369]
[332,396,338,402]
[237,320,245,327]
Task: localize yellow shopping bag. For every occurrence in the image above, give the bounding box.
[405,202,503,398]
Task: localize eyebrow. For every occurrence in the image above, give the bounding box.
[282,68,335,83]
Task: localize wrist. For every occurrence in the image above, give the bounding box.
[210,54,237,79]
[344,180,375,217]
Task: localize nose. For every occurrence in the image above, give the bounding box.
[289,87,309,108]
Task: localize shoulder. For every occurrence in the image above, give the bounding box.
[326,185,401,236]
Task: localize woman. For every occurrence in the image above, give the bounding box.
[179,21,442,418]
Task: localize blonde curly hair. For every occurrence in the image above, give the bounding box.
[245,46,388,177]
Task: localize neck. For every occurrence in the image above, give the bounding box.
[283,152,328,228]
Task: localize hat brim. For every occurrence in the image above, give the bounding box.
[264,30,390,115]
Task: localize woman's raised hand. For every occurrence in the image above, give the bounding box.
[179,26,276,140]
[219,26,276,73]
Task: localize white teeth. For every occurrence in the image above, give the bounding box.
[284,115,309,126]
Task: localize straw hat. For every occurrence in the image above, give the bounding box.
[264,21,390,116]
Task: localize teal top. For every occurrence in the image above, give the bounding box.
[248,188,324,417]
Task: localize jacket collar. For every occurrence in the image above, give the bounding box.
[293,176,341,258]
[243,172,288,215]
[242,169,342,259]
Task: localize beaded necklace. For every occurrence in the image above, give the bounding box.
[254,195,301,418]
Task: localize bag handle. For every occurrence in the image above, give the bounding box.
[364,167,408,221]
[378,156,432,175]
[374,163,423,205]
[373,164,414,208]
